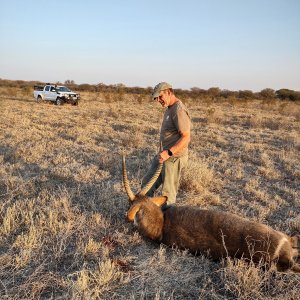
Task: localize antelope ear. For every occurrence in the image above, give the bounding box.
[127,204,141,222]
[151,196,168,207]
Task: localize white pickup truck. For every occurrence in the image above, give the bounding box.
[33,84,80,105]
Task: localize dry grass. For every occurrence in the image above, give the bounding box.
[0,89,299,299]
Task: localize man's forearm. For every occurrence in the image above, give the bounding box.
[169,131,190,155]
[159,131,190,163]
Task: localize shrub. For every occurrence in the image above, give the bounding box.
[180,156,215,194]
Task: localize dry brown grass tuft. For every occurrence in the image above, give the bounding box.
[220,258,300,300]
[180,154,215,194]
[180,152,222,206]
[0,89,299,299]
[205,106,225,125]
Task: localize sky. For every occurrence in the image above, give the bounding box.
[0,0,299,91]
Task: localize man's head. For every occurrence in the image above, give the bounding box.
[152,82,175,107]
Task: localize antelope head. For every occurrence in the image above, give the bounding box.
[122,155,167,240]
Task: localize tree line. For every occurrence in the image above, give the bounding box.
[0,78,299,101]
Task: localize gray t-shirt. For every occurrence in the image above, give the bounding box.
[160,100,191,157]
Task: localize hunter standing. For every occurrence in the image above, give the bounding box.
[142,82,191,204]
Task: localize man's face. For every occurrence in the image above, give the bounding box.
[155,90,170,107]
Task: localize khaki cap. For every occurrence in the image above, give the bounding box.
[152,82,172,99]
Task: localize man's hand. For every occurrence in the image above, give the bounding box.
[159,150,170,163]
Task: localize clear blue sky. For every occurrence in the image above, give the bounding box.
[0,0,299,91]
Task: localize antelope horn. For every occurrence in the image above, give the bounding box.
[139,162,163,196]
[122,155,135,201]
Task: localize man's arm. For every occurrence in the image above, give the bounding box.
[159,130,190,163]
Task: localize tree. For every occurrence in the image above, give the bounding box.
[207,87,221,98]
[276,89,300,101]
[64,80,75,85]
[259,88,275,99]
[219,89,237,98]
[189,87,208,99]
[238,90,255,99]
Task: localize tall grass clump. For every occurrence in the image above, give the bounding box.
[179,152,222,206]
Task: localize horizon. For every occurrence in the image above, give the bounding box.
[1,0,299,92]
[1,77,300,93]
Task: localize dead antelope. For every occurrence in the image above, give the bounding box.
[122,155,300,272]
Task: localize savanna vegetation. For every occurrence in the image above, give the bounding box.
[0,80,299,299]
[1,78,300,102]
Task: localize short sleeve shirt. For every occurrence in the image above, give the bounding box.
[160,100,191,157]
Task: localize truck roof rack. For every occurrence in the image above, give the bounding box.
[34,85,44,91]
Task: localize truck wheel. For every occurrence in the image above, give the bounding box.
[56,98,63,106]
[37,96,42,103]
[72,100,78,106]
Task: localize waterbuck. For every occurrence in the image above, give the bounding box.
[122,155,300,272]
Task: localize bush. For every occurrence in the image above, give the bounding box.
[276,89,300,101]
[180,156,215,194]
[238,90,255,100]
[259,88,275,99]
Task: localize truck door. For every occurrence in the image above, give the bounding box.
[49,86,57,101]
[44,85,51,100]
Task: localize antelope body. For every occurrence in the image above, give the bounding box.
[122,156,300,272]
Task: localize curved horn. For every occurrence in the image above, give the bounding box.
[122,155,135,201]
[139,162,163,196]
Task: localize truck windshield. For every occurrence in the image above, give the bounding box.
[57,86,71,92]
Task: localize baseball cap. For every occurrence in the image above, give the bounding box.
[152,82,172,99]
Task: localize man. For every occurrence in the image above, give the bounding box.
[142,82,191,204]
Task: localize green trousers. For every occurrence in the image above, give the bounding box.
[141,154,188,204]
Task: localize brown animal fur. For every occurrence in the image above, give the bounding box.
[127,196,300,273]
[122,155,300,272]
